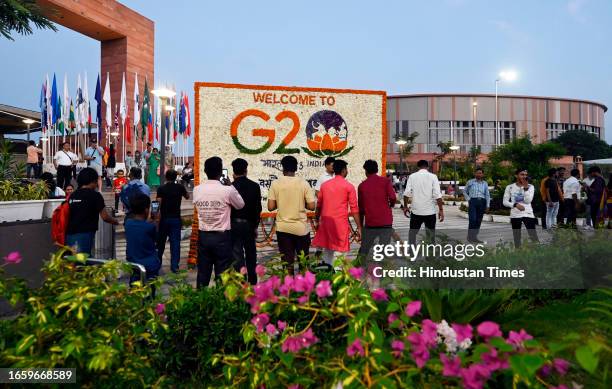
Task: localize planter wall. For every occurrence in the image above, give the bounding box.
[0,200,45,223]
[43,199,64,219]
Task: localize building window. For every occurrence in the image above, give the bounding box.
[401,120,409,138]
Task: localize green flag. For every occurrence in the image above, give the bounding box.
[57,95,64,135]
[68,99,76,133]
[140,78,150,140]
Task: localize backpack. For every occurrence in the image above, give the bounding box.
[51,200,70,245]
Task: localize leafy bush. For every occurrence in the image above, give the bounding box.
[0,179,48,201]
[0,250,168,387]
[0,140,24,180]
[216,262,586,388]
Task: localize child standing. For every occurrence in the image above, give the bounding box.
[113,169,128,212]
[124,194,161,289]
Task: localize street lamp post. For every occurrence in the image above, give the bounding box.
[472,101,478,168]
[152,87,176,185]
[450,145,460,204]
[395,138,407,174]
[496,70,518,146]
[23,119,35,142]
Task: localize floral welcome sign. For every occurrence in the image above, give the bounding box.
[193,82,387,212]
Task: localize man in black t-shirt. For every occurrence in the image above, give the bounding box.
[156,169,189,272]
[230,158,262,284]
[66,168,119,256]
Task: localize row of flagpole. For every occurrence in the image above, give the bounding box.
[38,72,192,167]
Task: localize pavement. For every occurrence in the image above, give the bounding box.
[101,187,551,288]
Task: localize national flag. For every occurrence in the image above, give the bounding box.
[68,99,76,132]
[39,81,47,131]
[51,74,58,125]
[57,95,64,135]
[95,74,101,140]
[114,104,119,133]
[133,72,140,140]
[45,74,52,134]
[83,72,91,134]
[76,74,84,132]
[184,93,191,137]
[174,97,179,140]
[147,110,153,143]
[141,77,151,141]
[63,74,69,135]
[119,72,131,144]
[179,91,185,134]
[103,73,112,132]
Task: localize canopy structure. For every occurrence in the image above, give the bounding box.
[0,104,41,135]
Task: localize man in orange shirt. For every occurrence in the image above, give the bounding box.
[26,140,42,178]
[312,160,362,265]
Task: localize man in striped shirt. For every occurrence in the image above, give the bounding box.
[463,168,490,243]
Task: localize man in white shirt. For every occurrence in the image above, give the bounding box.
[53,141,78,190]
[562,168,581,227]
[314,157,335,196]
[84,138,105,190]
[403,160,444,245]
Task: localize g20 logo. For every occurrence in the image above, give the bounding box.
[230,109,352,158]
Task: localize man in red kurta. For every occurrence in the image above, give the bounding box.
[312,160,362,265]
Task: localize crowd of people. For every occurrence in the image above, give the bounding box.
[44,139,611,288]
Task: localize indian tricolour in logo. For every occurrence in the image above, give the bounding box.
[302,110,354,158]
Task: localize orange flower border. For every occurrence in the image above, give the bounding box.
[188,82,387,265]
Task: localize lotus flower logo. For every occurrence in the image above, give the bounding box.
[302,110,354,158]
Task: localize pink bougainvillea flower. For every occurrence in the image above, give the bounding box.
[255,264,266,277]
[277,320,287,331]
[460,363,491,389]
[477,321,502,340]
[297,294,310,305]
[405,300,422,317]
[553,358,570,376]
[391,339,405,357]
[315,280,332,298]
[281,328,319,353]
[440,353,462,377]
[294,271,316,294]
[549,386,568,389]
[421,319,438,347]
[407,332,430,368]
[239,266,248,275]
[506,329,533,347]
[3,251,22,264]
[287,385,302,389]
[481,347,509,371]
[279,275,294,296]
[265,323,278,337]
[155,303,165,315]
[348,267,364,279]
[371,288,389,302]
[251,313,270,333]
[346,338,365,357]
[452,323,473,342]
[539,363,552,376]
[387,313,400,325]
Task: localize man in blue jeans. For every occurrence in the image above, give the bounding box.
[463,168,490,243]
[65,168,118,256]
[156,169,189,273]
[120,167,151,221]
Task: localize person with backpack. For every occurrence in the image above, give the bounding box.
[64,168,118,255]
[120,167,151,221]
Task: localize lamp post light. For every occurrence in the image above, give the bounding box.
[395,138,407,175]
[152,87,176,185]
[22,118,35,142]
[472,101,478,168]
[495,70,517,147]
[449,145,460,204]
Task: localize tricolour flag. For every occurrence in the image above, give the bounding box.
[120,72,131,144]
[103,73,112,131]
[133,72,140,140]
[68,99,76,132]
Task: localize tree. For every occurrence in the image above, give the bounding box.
[396,132,419,173]
[487,135,565,181]
[552,129,612,161]
[0,0,56,41]
[436,141,453,179]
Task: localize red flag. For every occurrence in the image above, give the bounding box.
[147,111,153,142]
[184,94,191,137]
[124,112,131,144]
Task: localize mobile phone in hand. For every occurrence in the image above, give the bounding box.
[151,200,160,217]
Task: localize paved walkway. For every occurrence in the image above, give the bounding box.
[109,201,550,288]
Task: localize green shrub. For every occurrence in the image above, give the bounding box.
[0,180,48,201]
